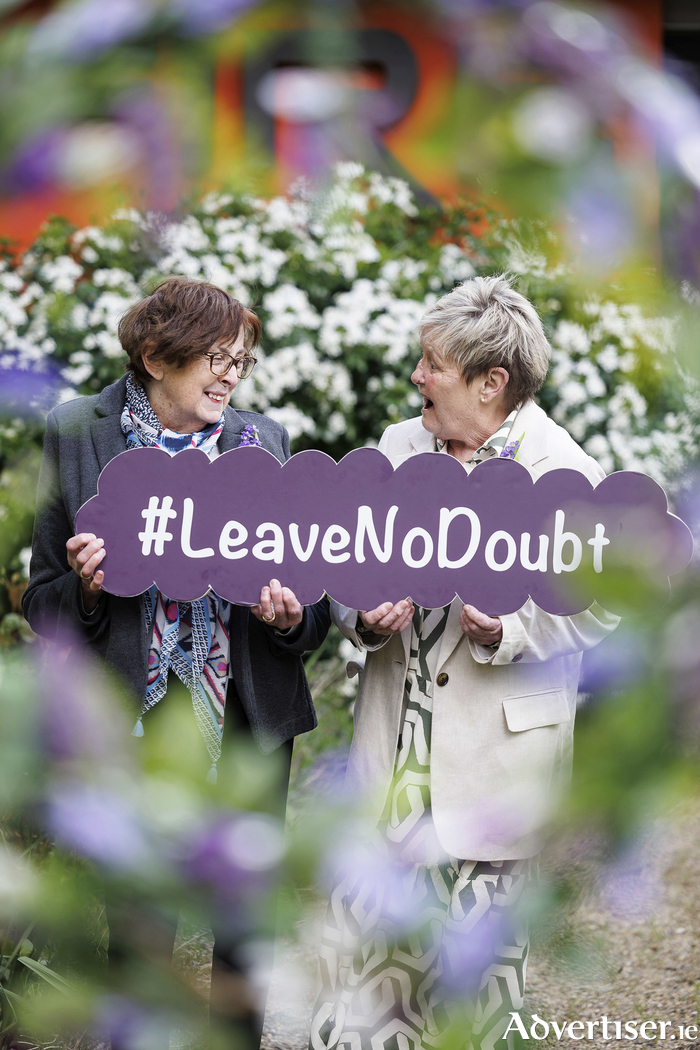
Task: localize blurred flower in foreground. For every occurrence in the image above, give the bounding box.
[170,0,259,37]
[598,830,665,920]
[513,87,593,164]
[0,845,37,916]
[47,781,151,872]
[94,994,173,1050]
[564,163,635,270]
[4,123,141,195]
[29,0,153,61]
[439,909,513,996]
[39,644,131,764]
[320,826,444,931]
[579,628,647,697]
[183,812,285,897]
[0,352,64,418]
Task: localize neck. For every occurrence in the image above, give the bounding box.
[142,383,206,434]
[445,404,511,463]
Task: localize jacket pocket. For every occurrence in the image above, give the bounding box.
[502,689,571,732]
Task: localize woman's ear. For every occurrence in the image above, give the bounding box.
[483,367,509,399]
[141,344,163,382]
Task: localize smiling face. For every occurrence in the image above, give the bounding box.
[411,340,484,445]
[143,330,245,433]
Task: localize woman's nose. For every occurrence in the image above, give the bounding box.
[411,361,424,385]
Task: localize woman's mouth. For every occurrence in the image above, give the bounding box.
[422,396,434,411]
[206,392,226,404]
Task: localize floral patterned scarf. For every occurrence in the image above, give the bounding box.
[119,373,261,782]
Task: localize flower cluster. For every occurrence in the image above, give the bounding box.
[0,165,696,489]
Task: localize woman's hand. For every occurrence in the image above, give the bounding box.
[358,600,414,637]
[252,579,303,631]
[66,533,105,613]
[460,604,502,647]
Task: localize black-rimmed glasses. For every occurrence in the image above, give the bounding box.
[202,352,257,379]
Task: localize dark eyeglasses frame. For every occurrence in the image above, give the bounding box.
[201,352,257,380]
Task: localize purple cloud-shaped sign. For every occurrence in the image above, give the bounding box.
[74,446,693,615]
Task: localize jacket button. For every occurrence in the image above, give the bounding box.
[436,672,449,686]
[512,654,523,663]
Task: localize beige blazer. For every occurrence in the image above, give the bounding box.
[333,400,619,860]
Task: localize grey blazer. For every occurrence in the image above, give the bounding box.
[22,375,330,752]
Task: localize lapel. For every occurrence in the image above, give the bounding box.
[509,399,550,476]
[219,406,248,453]
[90,376,128,470]
[435,599,464,671]
[410,424,435,455]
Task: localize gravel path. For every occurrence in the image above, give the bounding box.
[261,800,700,1049]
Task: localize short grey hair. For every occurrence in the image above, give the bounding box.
[419,274,551,411]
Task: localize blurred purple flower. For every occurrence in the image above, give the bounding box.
[94,995,172,1050]
[563,164,634,270]
[183,812,284,897]
[599,837,664,919]
[30,0,151,61]
[170,0,258,37]
[47,781,148,869]
[579,629,646,697]
[301,746,350,802]
[663,189,700,286]
[321,831,440,931]
[439,910,509,996]
[39,643,130,763]
[2,129,67,194]
[114,91,180,212]
[0,353,64,417]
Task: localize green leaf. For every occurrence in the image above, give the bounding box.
[17,957,72,994]
[0,987,25,1005]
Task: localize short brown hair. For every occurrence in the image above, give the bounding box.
[118,277,262,386]
[419,274,550,411]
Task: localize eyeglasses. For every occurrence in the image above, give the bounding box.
[202,352,257,380]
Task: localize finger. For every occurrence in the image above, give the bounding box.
[82,547,106,578]
[67,533,96,552]
[463,604,498,630]
[377,604,412,632]
[88,569,105,592]
[361,602,393,628]
[258,586,275,621]
[73,539,104,575]
[250,604,264,622]
[280,587,302,624]
[269,578,284,608]
[394,608,414,633]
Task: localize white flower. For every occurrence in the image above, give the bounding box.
[265,405,316,441]
[438,243,475,284]
[596,344,620,372]
[40,256,83,294]
[162,216,210,254]
[18,547,32,578]
[553,320,591,355]
[199,192,233,215]
[334,161,365,181]
[92,268,138,293]
[263,285,321,340]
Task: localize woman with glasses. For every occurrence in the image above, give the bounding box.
[23,276,330,1049]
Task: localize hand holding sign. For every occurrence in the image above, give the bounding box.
[75,445,693,617]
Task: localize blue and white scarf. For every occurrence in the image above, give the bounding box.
[120,373,261,782]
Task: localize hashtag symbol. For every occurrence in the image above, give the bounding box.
[138,496,177,556]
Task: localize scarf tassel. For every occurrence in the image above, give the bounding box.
[206,763,218,785]
[131,717,145,738]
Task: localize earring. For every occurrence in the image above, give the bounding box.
[481,397,486,403]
